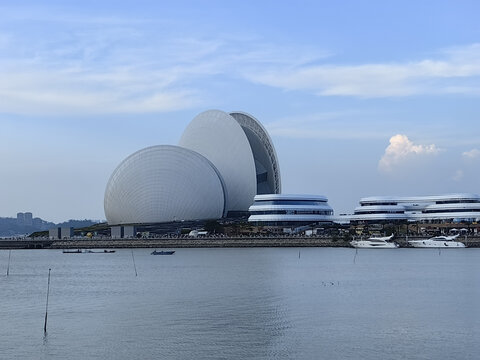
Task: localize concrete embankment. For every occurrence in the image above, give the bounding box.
[51,237,351,249]
[51,236,480,249]
[2,236,480,249]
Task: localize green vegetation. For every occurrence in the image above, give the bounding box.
[204,220,224,234]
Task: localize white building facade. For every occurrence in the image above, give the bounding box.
[248,194,334,226]
[345,193,480,223]
[104,110,281,225]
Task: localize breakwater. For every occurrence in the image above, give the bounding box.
[51,236,351,249]
[14,236,480,249]
[2,236,480,249]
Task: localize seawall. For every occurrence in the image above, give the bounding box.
[51,237,350,249]
[50,236,480,249]
[2,236,480,249]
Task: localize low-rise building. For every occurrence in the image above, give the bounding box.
[344,193,480,223]
[248,194,334,226]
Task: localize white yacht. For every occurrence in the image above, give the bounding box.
[350,234,398,249]
[408,234,465,248]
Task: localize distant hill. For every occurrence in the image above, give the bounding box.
[0,217,100,237]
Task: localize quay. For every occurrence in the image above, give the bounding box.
[0,238,54,249]
[1,236,480,249]
[51,236,349,249]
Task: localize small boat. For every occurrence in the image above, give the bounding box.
[63,249,116,254]
[408,234,465,248]
[84,249,116,253]
[151,250,175,255]
[350,234,398,249]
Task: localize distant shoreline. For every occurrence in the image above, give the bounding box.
[1,236,480,249]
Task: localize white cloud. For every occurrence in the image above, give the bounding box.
[248,43,480,97]
[0,18,326,115]
[378,134,441,173]
[2,5,480,115]
[462,148,480,159]
[0,67,200,114]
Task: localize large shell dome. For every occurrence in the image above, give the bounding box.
[179,110,257,212]
[104,145,226,225]
[104,109,281,224]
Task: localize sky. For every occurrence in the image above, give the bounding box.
[1,0,479,222]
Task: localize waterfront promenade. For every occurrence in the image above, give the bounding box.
[2,236,480,249]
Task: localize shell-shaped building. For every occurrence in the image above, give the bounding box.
[104,145,227,225]
[229,111,281,196]
[104,110,281,225]
[179,110,257,212]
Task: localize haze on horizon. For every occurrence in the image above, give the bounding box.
[1,0,479,223]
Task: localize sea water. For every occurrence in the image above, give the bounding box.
[1,248,479,359]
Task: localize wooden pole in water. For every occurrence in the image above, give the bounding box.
[44,268,51,334]
[6,249,11,276]
[131,250,138,277]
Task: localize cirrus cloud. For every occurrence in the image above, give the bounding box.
[2,5,480,116]
[462,148,480,159]
[378,134,441,173]
[248,43,480,98]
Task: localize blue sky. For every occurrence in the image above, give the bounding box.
[1,0,479,222]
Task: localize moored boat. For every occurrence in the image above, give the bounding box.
[84,249,116,253]
[63,249,116,253]
[408,234,465,248]
[151,250,175,255]
[350,234,398,249]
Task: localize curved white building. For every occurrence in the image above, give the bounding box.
[229,112,281,195]
[179,110,257,212]
[348,193,480,222]
[104,110,281,225]
[248,194,334,225]
[104,145,227,225]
